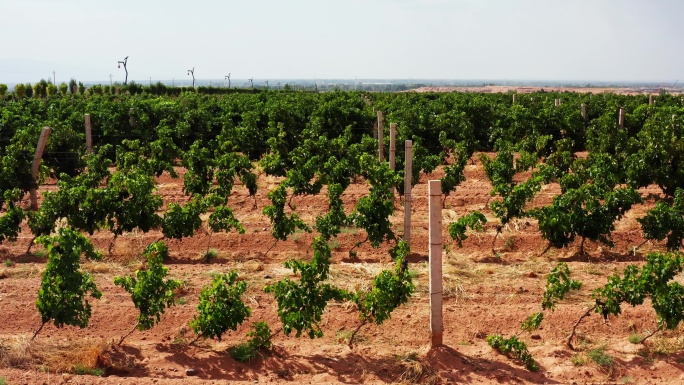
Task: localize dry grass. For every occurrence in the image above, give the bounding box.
[394,352,437,385]
[0,336,106,374]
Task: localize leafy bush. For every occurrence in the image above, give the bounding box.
[114,241,181,344]
[190,271,250,341]
[34,228,102,338]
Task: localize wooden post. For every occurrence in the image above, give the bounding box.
[72,85,78,94]
[649,94,654,105]
[404,140,413,246]
[554,98,559,107]
[581,103,587,120]
[377,111,384,162]
[389,123,397,171]
[29,127,51,210]
[129,108,136,127]
[84,114,92,154]
[512,94,516,104]
[428,179,443,348]
[619,107,625,129]
[372,108,377,139]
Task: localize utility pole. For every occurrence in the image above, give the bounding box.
[117,56,129,85]
[187,67,195,88]
[109,74,113,86]
[52,71,56,85]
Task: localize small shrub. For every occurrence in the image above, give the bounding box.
[587,346,614,368]
[229,322,271,362]
[487,334,539,372]
[571,353,587,366]
[628,334,642,344]
[0,377,6,385]
[202,249,219,262]
[4,260,12,267]
[73,365,104,376]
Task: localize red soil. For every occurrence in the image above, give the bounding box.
[0,155,682,384]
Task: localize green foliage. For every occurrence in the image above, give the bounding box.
[448,211,486,247]
[587,346,614,368]
[639,188,684,250]
[541,262,583,311]
[440,139,470,200]
[0,189,25,244]
[315,183,348,240]
[521,312,544,333]
[348,154,399,247]
[114,242,181,333]
[350,240,415,325]
[487,334,539,372]
[594,252,684,330]
[35,228,102,331]
[263,185,310,241]
[522,263,582,333]
[228,322,272,362]
[161,197,207,239]
[190,271,251,341]
[264,237,346,338]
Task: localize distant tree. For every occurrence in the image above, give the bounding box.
[46,83,57,97]
[59,83,68,96]
[13,83,26,99]
[68,78,77,94]
[24,83,33,98]
[0,84,7,100]
[78,82,86,95]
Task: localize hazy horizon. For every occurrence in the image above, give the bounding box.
[1,0,682,84]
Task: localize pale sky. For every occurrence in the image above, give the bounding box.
[1,0,682,84]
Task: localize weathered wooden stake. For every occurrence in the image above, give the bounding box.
[619,107,625,129]
[85,114,92,154]
[129,108,136,127]
[554,98,559,107]
[649,94,654,105]
[29,127,51,210]
[377,111,384,162]
[72,85,78,94]
[512,94,516,104]
[389,123,397,171]
[581,103,587,120]
[404,140,413,246]
[428,179,443,349]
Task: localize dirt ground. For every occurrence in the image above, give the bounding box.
[412,85,683,96]
[1,154,683,385]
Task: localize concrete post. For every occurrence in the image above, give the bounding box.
[378,111,384,162]
[85,114,92,154]
[404,140,413,246]
[29,127,51,210]
[428,180,443,348]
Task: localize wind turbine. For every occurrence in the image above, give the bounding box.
[117,56,129,85]
[187,67,195,88]
[225,73,231,88]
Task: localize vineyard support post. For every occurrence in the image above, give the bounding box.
[129,108,136,127]
[404,140,413,246]
[85,114,92,154]
[428,180,443,348]
[649,94,654,105]
[619,107,625,129]
[512,94,516,104]
[372,108,377,139]
[377,111,384,162]
[389,123,396,171]
[581,103,587,120]
[29,127,51,210]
